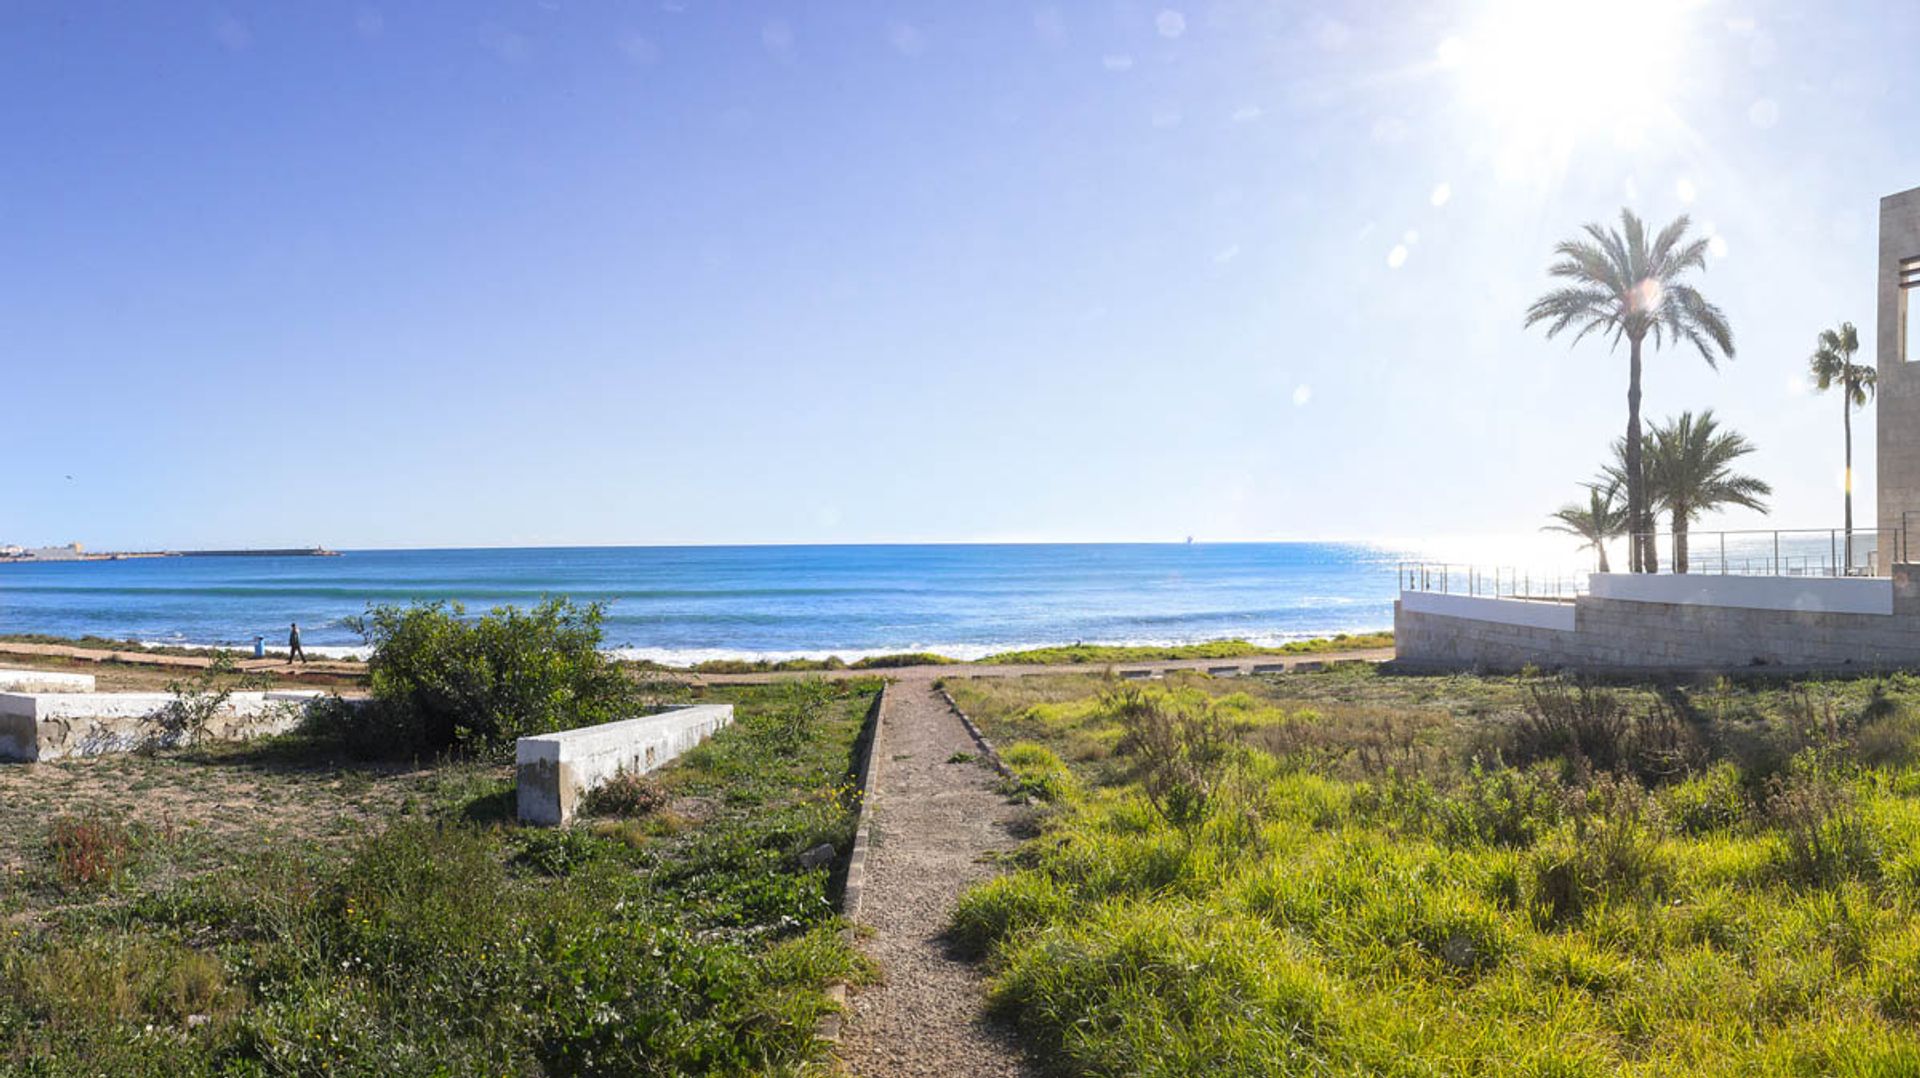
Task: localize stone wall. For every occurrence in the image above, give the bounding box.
[1396,589,1920,674]
[0,690,327,761]
[516,705,734,826]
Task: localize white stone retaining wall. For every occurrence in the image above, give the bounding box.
[515,704,734,826]
[0,690,326,761]
[1397,590,1920,673]
[1588,573,1894,615]
[1396,591,1578,631]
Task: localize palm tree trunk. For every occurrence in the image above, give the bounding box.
[1843,384,1854,574]
[1673,508,1689,574]
[1626,336,1646,573]
[1596,541,1610,574]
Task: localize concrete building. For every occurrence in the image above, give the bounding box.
[1396,184,1920,673]
[1878,184,1920,561]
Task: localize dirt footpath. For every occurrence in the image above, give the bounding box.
[836,681,1036,1077]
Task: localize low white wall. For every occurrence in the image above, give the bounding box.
[1397,590,1578,632]
[0,669,95,693]
[516,704,734,826]
[0,689,325,761]
[1588,573,1893,615]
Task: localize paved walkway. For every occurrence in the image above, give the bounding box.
[837,681,1036,1077]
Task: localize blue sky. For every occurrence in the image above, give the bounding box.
[5,0,1918,551]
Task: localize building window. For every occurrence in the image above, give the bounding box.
[1905,257,1920,361]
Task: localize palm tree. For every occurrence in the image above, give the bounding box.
[1809,322,1876,572]
[1543,481,1627,572]
[1629,411,1771,573]
[1526,209,1736,573]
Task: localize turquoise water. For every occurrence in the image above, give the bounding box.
[0,543,1408,662]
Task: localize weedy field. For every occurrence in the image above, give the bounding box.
[945,666,1920,1076]
[0,678,878,1077]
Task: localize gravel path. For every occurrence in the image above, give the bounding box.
[837,680,1036,1077]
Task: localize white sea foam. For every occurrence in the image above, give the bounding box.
[607,627,1387,667]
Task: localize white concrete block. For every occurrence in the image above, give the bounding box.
[515,705,733,826]
[0,669,95,693]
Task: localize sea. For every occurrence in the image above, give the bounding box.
[0,543,1422,663]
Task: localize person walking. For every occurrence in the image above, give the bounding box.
[288,622,306,664]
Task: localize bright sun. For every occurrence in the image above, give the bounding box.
[1440,0,1696,159]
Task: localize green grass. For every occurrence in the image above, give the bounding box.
[0,678,880,1075]
[949,669,1920,1075]
[975,632,1393,666]
[681,633,1397,673]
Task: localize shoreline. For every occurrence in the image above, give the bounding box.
[0,629,1395,673]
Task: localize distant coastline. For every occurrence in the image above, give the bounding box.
[0,544,339,564]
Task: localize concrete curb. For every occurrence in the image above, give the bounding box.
[938,684,1012,780]
[817,682,886,1047]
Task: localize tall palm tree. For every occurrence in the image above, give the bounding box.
[1628,410,1771,573]
[1543,481,1627,573]
[1526,209,1736,573]
[1809,322,1876,572]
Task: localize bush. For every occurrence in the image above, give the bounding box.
[48,814,134,890]
[1001,742,1080,803]
[350,598,641,758]
[1663,762,1751,835]
[1106,685,1236,831]
[1506,684,1704,782]
[850,652,955,668]
[1763,763,1882,886]
[1525,776,1667,925]
[1434,760,1564,848]
[581,769,668,818]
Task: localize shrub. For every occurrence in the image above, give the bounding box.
[1434,760,1564,848]
[1506,684,1704,782]
[850,652,955,668]
[581,769,668,818]
[350,598,641,758]
[1106,685,1236,831]
[1763,764,1882,886]
[1663,762,1750,835]
[1525,776,1667,925]
[48,814,134,890]
[1001,742,1080,803]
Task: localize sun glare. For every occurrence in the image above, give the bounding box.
[1441,0,1695,159]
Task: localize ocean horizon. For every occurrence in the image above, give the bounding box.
[0,541,1427,662]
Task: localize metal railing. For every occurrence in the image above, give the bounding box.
[1623,527,1892,578]
[1400,526,1899,601]
[1397,563,1590,601]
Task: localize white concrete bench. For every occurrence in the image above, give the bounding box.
[515,704,733,826]
[0,669,95,693]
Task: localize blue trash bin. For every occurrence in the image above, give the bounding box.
[253,636,265,659]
